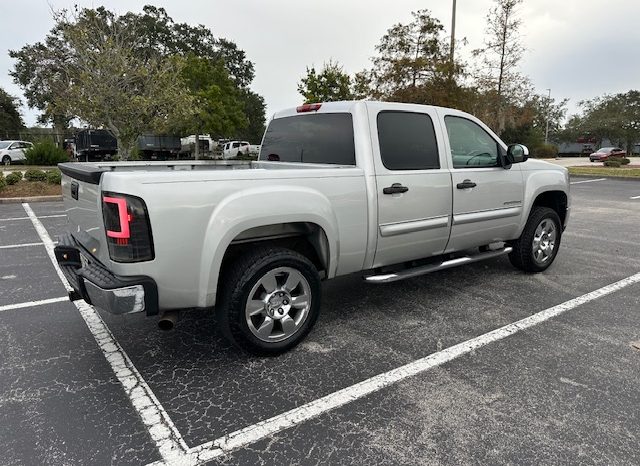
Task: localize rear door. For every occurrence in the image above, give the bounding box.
[440,111,524,251]
[368,103,453,267]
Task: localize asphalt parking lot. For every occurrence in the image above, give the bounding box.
[1,176,639,465]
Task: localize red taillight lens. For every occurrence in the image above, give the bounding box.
[296,103,322,113]
[102,192,154,262]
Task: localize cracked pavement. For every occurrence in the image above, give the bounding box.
[0,178,639,465]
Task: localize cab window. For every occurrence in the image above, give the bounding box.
[445,116,500,168]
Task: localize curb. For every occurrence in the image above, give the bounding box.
[0,195,63,204]
[569,174,640,181]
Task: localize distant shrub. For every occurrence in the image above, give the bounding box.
[609,157,631,165]
[24,169,47,181]
[46,169,62,185]
[0,172,5,191]
[531,144,558,159]
[604,159,622,168]
[5,171,22,185]
[24,140,69,166]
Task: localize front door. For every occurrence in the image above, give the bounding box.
[441,112,524,252]
[369,104,453,267]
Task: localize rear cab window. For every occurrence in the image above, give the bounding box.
[260,113,355,165]
[376,111,440,170]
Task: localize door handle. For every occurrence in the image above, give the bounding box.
[456,179,477,189]
[383,183,409,195]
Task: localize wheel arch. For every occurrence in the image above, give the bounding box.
[198,186,339,307]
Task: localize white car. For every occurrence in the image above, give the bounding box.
[221,141,260,159]
[0,140,33,165]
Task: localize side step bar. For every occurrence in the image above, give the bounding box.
[364,246,513,284]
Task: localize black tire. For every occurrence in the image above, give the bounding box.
[509,206,562,273]
[216,246,321,356]
[2,155,10,165]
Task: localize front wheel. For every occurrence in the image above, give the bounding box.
[216,246,321,355]
[2,155,10,165]
[509,206,562,273]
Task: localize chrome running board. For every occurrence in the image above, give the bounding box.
[364,247,513,284]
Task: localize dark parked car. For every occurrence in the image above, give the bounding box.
[589,147,626,162]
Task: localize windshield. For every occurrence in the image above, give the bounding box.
[0,141,11,149]
[597,147,613,153]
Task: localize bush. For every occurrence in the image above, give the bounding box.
[0,172,5,191]
[604,159,622,168]
[609,157,631,165]
[24,169,47,181]
[24,140,69,166]
[46,169,62,185]
[531,144,558,159]
[5,171,22,185]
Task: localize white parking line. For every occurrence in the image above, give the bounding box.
[0,296,69,312]
[570,178,607,185]
[22,203,190,463]
[150,271,640,466]
[0,214,66,222]
[631,195,640,200]
[0,242,45,250]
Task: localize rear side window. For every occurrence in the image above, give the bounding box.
[260,113,355,165]
[377,111,440,170]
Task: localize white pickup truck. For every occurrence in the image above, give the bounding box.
[221,140,260,159]
[55,101,570,355]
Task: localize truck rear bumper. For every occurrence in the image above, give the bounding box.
[54,233,159,316]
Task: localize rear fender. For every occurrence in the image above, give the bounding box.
[198,185,339,307]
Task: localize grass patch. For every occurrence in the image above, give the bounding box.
[0,180,62,198]
[568,167,640,178]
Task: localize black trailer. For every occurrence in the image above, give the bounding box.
[136,134,181,160]
[75,129,118,162]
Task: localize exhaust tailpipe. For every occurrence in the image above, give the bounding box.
[158,310,180,331]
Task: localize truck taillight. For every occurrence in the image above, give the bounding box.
[296,103,322,112]
[102,192,154,262]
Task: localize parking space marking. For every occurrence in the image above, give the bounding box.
[147,270,640,466]
[0,242,45,250]
[22,203,190,464]
[631,195,640,200]
[0,214,66,222]
[570,178,606,185]
[0,296,69,312]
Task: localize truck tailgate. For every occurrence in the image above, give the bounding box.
[59,163,109,264]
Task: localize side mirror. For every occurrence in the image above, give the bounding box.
[507,144,529,163]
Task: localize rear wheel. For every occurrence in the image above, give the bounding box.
[216,246,321,355]
[509,206,562,273]
[2,155,10,165]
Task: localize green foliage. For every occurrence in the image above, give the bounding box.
[24,140,69,165]
[0,172,6,191]
[24,169,47,181]
[603,159,622,168]
[176,55,246,152]
[500,123,544,149]
[5,172,22,185]
[298,60,354,104]
[0,87,25,136]
[235,90,266,143]
[46,169,62,184]
[609,156,630,166]
[10,5,264,152]
[531,144,558,159]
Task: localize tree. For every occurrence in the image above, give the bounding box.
[236,90,266,143]
[0,88,24,138]
[577,91,640,153]
[177,55,246,158]
[10,5,264,152]
[355,9,469,110]
[61,8,194,159]
[297,60,353,103]
[473,0,527,132]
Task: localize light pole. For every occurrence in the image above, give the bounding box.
[544,88,551,145]
[450,0,457,64]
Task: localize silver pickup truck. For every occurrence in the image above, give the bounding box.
[55,101,570,355]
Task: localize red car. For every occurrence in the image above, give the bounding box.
[589,147,626,162]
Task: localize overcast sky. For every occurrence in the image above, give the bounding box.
[1,0,639,127]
